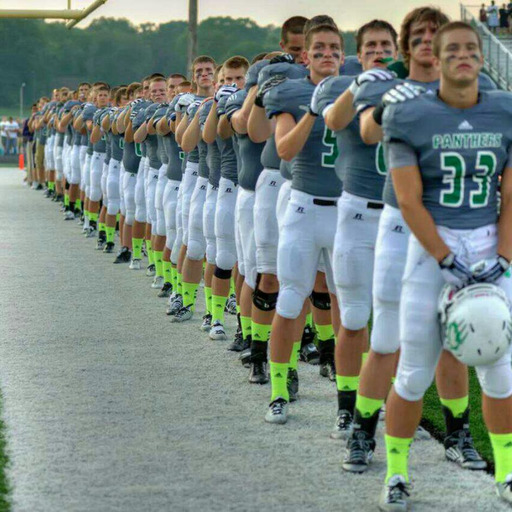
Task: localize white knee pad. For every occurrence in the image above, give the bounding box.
[476,355,512,399]
[187,237,206,261]
[134,163,147,223]
[164,180,179,251]
[119,165,126,216]
[89,153,104,202]
[276,286,306,320]
[186,179,207,260]
[155,209,166,236]
[123,172,136,225]
[146,167,159,226]
[203,186,218,266]
[70,146,81,185]
[107,160,121,215]
[55,146,63,180]
[171,228,182,265]
[394,365,437,402]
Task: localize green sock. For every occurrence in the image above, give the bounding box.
[182,281,199,309]
[204,286,212,315]
[171,265,178,290]
[489,432,512,482]
[230,277,236,296]
[98,222,106,233]
[336,375,359,392]
[153,250,163,277]
[252,321,272,343]
[356,394,384,418]
[385,435,412,483]
[240,315,252,340]
[64,194,70,207]
[440,396,469,418]
[211,294,227,323]
[48,181,55,191]
[316,323,334,342]
[177,272,183,295]
[270,361,290,401]
[236,304,240,316]
[163,261,172,285]
[305,312,313,328]
[146,240,154,264]
[84,209,89,219]
[362,352,369,366]
[105,226,115,243]
[132,238,143,259]
[89,212,98,222]
[288,341,301,371]
[75,199,82,212]
[116,213,120,222]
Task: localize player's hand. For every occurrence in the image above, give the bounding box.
[439,253,473,289]
[309,76,335,116]
[176,93,195,112]
[269,53,295,65]
[186,100,202,116]
[382,83,425,105]
[254,75,287,108]
[214,84,239,103]
[131,98,144,106]
[471,255,511,283]
[349,69,396,95]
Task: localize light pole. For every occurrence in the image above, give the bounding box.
[187,0,198,74]
[20,83,26,119]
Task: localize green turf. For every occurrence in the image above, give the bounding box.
[422,368,493,466]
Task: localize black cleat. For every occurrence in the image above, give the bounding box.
[319,360,336,381]
[249,361,269,384]
[227,327,246,351]
[103,241,115,253]
[300,342,320,365]
[239,347,252,367]
[444,429,487,470]
[96,233,106,250]
[158,282,172,298]
[342,430,376,473]
[113,247,131,264]
[287,368,299,402]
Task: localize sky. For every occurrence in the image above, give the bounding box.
[7,0,469,30]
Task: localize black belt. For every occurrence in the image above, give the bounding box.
[367,201,384,210]
[313,199,337,206]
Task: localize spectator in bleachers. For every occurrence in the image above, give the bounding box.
[488,0,500,33]
[480,3,489,24]
[499,3,510,34]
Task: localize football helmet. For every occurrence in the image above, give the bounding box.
[438,283,512,366]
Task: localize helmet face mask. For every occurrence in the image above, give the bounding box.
[438,283,512,367]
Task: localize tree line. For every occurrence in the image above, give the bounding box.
[0,16,357,108]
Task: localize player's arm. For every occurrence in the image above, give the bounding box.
[359,107,383,145]
[73,113,84,131]
[133,121,148,143]
[247,102,274,143]
[218,114,233,139]
[156,115,171,135]
[390,141,449,262]
[275,112,314,162]
[176,113,189,146]
[232,87,257,135]
[181,112,201,152]
[117,108,129,133]
[147,115,158,135]
[324,89,356,132]
[498,163,512,261]
[202,103,218,144]
[124,120,135,143]
[101,112,111,132]
[90,124,102,144]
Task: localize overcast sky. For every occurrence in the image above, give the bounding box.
[10,0,468,30]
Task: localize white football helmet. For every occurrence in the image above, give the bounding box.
[438,283,512,367]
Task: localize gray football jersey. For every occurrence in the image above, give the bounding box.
[111,132,123,161]
[257,62,308,88]
[261,135,280,170]
[245,59,270,91]
[143,103,163,170]
[164,132,182,181]
[123,141,141,174]
[317,75,386,199]
[383,90,512,229]
[264,77,342,198]
[91,107,107,153]
[340,56,362,76]
[226,89,265,190]
[200,100,221,187]
[280,159,292,180]
[216,95,238,183]
[186,100,203,170]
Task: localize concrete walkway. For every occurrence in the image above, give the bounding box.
[0,168,507,511]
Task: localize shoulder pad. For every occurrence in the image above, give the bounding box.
[340,56,362,76]
[245,60,270,90]
[478,73,497,91]
[316,76,352,114]
[382,94,429,144]
[353,77,403,112]
[257,62,308,87]
[264,78,308,119]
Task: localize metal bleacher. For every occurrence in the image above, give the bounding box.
[461,3,512,90]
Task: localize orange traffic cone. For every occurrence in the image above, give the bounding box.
[18,153,24,170]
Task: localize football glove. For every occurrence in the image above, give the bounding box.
[269,53,295,65]
[373,82,426,125]
[349,69,396,95]
[439,252,473,289]
[309,76,335,116]
[214,84,239,103]
[254,75,287,108]
[186,99,202,116]
[175,93,195,113]
[471,255,511,284]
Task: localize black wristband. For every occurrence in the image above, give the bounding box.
[372,102,385,126]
